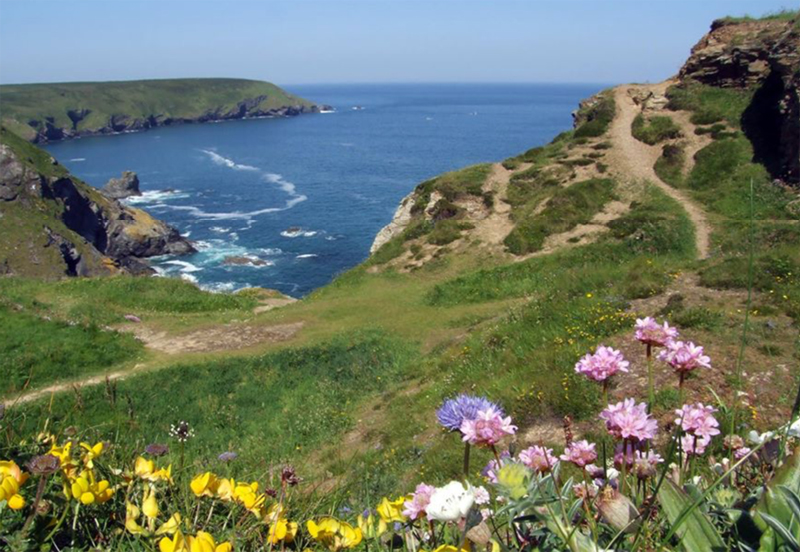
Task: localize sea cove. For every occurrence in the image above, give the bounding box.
[45,83,601,295]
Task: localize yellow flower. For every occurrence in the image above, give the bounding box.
[267,518,299,544]
[376,496,407,523]
[190,472,219,497]
[125,502,147,535]
[187,531,232,552]
[143,487,160,520]
[156,513,182,536]
[232,481,265,515]
[135,457,173,483]
[307,518,362,551]
[48,442,78,478]
[496,463,530,500]
[159,530,187,552]
[69,470,113,505]
[357,511,387,539]
[79,442,104,468]
[0,460,28,510]
[433,546,472,552]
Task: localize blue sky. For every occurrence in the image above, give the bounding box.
[0,0,794,85]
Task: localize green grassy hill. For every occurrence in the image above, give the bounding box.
[0,78,320,142]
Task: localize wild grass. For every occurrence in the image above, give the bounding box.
[573,92,616,138]
[654,143,685,187]
[719,9,799,23]
[631,114,682,145]
[666,83,754,126]
[504,178,616,255]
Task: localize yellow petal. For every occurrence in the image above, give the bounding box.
[156,513,182,535]
[143,489,160,520]
[80,492,95,505]
[216,544,232,552]
[8,494,25,510]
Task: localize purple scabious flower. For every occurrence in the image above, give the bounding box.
[436,394,502,432]
[218,451,238,462]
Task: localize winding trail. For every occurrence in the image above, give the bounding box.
[607,85,711,259]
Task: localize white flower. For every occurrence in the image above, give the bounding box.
[748,430,774,445]
[426,481,475,522]
[789,419,800,438]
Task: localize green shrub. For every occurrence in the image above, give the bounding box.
[666,83,753,127]
[574,93,616,138]
[428,220,465,245]
[654,143,685,187]
[631,114,682,145]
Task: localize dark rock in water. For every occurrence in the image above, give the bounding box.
[223,255,267,266]
[102,171,141,199]
[285,226,301,233]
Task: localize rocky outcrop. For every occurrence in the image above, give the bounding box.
[678,17,800,184]
[370,193,416,253]
[0,132,194,278]
[102,171,141,199]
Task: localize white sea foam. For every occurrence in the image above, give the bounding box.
[125,189,190,205]
[200,149,258,171]
[259,248,283,255]
[69,158,86,162]
[163,260,202,273]
[295,254,318,259]
[280,229,317,238]
[319,108,336,114]
[180,273,199,284]
[209,226,231,233]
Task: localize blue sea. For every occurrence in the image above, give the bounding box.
[45,83,603,296]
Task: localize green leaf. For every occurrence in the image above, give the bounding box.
[754,445,800,549]
[657,479,727,552]
[759,512,800,551]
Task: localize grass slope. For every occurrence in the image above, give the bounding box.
[0,78,315,140]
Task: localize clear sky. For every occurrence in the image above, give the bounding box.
[0,0,794,86]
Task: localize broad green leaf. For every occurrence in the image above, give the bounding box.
[754,446,800,550]
[657,479,726,552]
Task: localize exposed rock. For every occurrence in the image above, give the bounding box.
[101,171,141,199]
[223,255,268,266]
[370,192,416,253]
[0,134,195,277]
[678,17,800,184]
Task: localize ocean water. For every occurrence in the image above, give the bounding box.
[45,83,603,296]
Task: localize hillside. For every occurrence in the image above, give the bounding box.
[0,126,194,277]
[1,13,800,552]
[0,78,325,142]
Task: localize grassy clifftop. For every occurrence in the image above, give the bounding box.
[0,78,320,142]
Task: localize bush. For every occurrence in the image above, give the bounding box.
[631,114,682,145]
[574,93,616,138]
[654,143,685,187]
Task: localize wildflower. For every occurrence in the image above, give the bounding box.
[573,481,599,500]
[145,443,170,457]
[495,463,530,500]
[437,395,501,432]
[402,483,435,520]
[376,496,407,523]
[659,341,711,374]
[560,440,597,468]
[723,434,745,451]
[143,487,159,520]
[0,460,29,510]
[634,317,678,347]
[79,442,104,468]
[217,451,237,463]
[307,518,363,551]
[675,403,720,441]
[519,445,558,473]
[426,481,475,521]
[159,530,232,552]
[574,345,630,382]
[281,465,300,486]
[680,434,710,456]
[600,398,658,442]
[169,421,195,443]
[460,406,517,446]
[482,450,510,483]
[735,447,752,460]
[26,454,60,476]
[69,470,113,505]
[135,457,173,483]
[357,510,387,539]
[190,472,219,497]
[632,450,663,480]
[472,486,490,505]
[267,518,299,545]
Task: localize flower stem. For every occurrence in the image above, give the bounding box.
[463,442,471,479]
[646,344,654,410]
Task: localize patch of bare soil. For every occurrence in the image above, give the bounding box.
[128,321,304,355]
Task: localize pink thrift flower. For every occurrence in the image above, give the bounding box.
[460,406,517,446]
[681,434,711,456]
[659,341,711,374]
[614,441,639,469]
[675,403,720,441]
[735,447,752,460]
[519,445,558,473]
[575,345,630,382]
[560,440,597,468]
[402,483,435,520]
[600,398,658,442]
[632,450,663,480]
[634,317,678,347]
[573,482,599,500]
[472,486,490,505]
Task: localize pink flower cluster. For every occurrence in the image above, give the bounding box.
[519,445,558,473]
[632,450,664,480]
[634,317,678,347]
[574,346,630,382]
[402,483,435,520]
[460,406,517,446]
[659,341,711,374]
[559,440,597,468]
[600,398,658,442]
[675,403,719,455]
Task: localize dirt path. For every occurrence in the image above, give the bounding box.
[471,162,521,246]
[607,85,712,259]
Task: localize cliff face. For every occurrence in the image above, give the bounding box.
[0,128,194,278]
[678,17,800,183]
